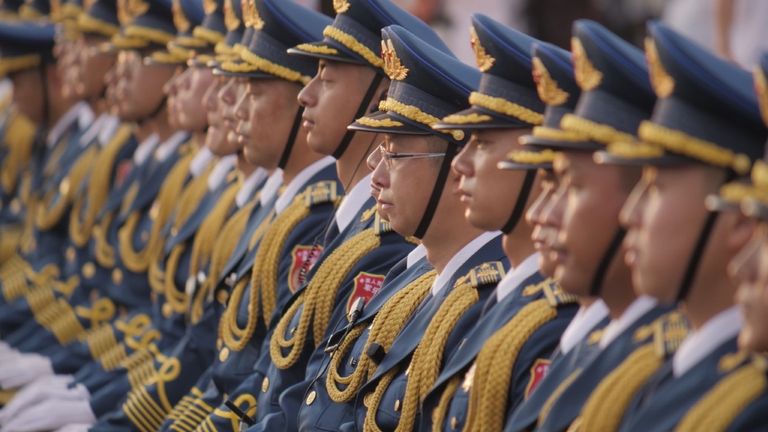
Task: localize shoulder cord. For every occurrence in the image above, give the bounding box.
[35,145,98,230]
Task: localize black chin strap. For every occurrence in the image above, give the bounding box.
[278,107,304,170]
[501,170,536,234]
[413,143,457,239]
[332,73,384,159]
[39,64,50,128]
[675,170,737,302]
[589,227,627,296]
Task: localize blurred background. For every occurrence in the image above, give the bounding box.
[296,0,768,70]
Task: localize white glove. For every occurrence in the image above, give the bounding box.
[0,353,53,389]
[54,424,93,432]
[0,375,77,424]
[2,398,96,432]
[0,348,22,363]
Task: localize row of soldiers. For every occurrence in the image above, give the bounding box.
[0,0,766,430]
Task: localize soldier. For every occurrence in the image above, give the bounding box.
[612,22,767,432]
[504,20,674,432]
[419,19,583,431]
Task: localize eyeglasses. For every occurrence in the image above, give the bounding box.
[367,143,446,170]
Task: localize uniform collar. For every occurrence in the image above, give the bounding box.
[47,101,94,148]
[599,295,658,349]
[236,168,269,208]
[407,244,427,269]
[673,305,742,377]
[259,169,284,207]
[79,113,107,148]
[560,299,609,354]
[133,133,160,165]
[154,131,189,162]
[189,147,214,178]
[334,172,373,233]
[431,231,502,296]
[275,156,336,215]
[496,252,540,301]
[207,155,237,190]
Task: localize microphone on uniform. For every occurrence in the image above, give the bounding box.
[324,298,366,353]
[224,399,255,430]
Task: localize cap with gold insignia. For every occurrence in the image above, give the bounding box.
[146,0,207,65]
[213,0,243,57]
[716,53,768,218]
[0,17,55,77]
[110,0,175,51]
[432,14,545,132]
[286,0,450,70]
[499,41,580,171]
[348,24,479,144]
[349,25,480,239]
[611,21,765,176]
[215,0,330,83]
[76,0,120,38]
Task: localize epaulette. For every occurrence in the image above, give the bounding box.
[541,280,579,307]
[633,311,689,357]
[373,211,394,235]
[719,350,752,374]
[304,180,340,207]
[465,261,506,289]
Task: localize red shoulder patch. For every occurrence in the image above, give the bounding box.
[524,358,551,398]
[347,272,385,312]
[289,245,323,293]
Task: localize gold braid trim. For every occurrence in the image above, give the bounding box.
[149,162,214,295]
[219,194,312,352]
[326,270,437,403]
[0,55,41,77]
[531,126,589,143]
[639,121,752,175]
[572,344,662,432]
[604,140,665,160]
[75,297,117,330]
[674,357,766,432]
[192,26,225,45]
[463,299,559,432]
[93,212,116,267]
[355,117,404,128]
[560,113,636,146]
[69,124,134,248]
[77,13,120,37]
[294,43,338,56]
[35,145,98,231]
[469,92,544,126]
[538,369,582,425]
[270,224,386,370]
[1,111,36,194]
[125,25,175,45]
[430,377,461,432]
[441,113,492,125]
[504,149,557,166]
[379,98,465,141]
[322,25,383,68]
[240,49,311,84]
[189,198,254,324]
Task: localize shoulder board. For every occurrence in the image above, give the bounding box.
[304,180,340,207]
[633,311,689,357]
[719,350,752,374]
[587,329,604,346]
[541,280,579,307]
[360,206,377,223]
[373,211,394,235]
[465,261,506,289]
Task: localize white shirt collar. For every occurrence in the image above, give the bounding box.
[154,131,189,162]
[275,156,336,215]
[406,244,427,269]
[599,296,658,349]
[431,231,502,296]
[334,173,373,233]
[236,168,268,208]
[189,147,214,178]
[496,252,540,301]
[259,169,283,207]
[97,115,120,148]
[207,155,237,190]
[133,133,160,165]
[673,306,742,377]
[79,114,106,148]
[560,299,609,354]
[47,101,94,148]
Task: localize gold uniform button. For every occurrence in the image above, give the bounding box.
[219,347,230,362]
[162,303,173,318]
[66,247,76,263]
[261,377,270,393]
[82,262,96,279]
[59,178,71,195]
[305,390,316,405]
[10,199,21,214]
[450,416,458,430]
[216,290,229,304]
[112,269,123,284]
[394,399,401,412]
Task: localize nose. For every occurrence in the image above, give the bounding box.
[525,180,553,227]
[370,153,391,192]
[234,91,250,122]
[541,181,567,231]
[297,75,318,109]
[366,145,382,171]
[619,179,649,230]
[451,139,475,179]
